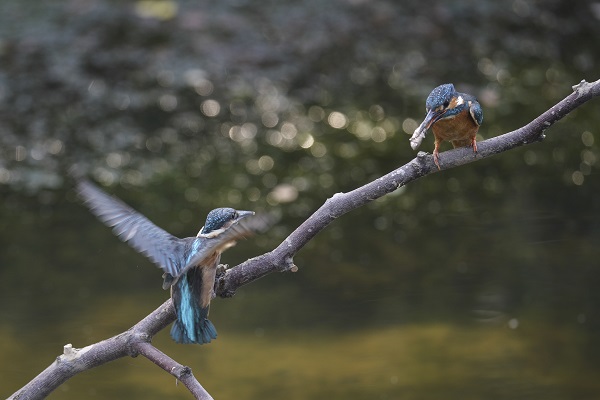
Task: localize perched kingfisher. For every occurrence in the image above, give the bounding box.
[410,83,483,170]
[75,178,265,344]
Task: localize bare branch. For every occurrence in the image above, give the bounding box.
[217,78,600,295]
[8,300,211,400]
[135,342,214,400]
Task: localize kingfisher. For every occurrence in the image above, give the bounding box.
[410,83,483,170]
[75,178,264,344]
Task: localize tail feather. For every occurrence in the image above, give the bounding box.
[170,317,217,344]
[170,265,219,344]
[199,318,218,344]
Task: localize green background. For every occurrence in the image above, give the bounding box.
[1,0,600,398]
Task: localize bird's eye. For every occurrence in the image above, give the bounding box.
[443,100,450,108]
[232,212,238,220]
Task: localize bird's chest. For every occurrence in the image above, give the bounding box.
[190,251,222,308]
[432,109,478,142]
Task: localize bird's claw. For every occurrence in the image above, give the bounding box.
[216,264,229,277]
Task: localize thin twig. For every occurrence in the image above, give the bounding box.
[135,342,214,400]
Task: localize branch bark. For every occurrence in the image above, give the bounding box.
[9,79,600,399]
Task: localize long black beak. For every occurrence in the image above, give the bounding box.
[409,109,445,150]
[235,210,255,221]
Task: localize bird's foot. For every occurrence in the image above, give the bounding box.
[433,151,441,170]
[216,264,229,278]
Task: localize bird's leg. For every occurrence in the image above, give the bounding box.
[471,136,478,154]
[433,138,442,170]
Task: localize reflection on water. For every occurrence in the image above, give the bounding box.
[2,0,600,398]
[3,305,599,399]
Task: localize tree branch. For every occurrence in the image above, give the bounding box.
[8,300,212,400]
[217,78,600,295]
[10,79,599,399]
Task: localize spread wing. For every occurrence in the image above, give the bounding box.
[161,211,274,289]
[182,213,273,272]
[75,178,185,276]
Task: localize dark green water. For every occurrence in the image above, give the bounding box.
[1,0,600,398]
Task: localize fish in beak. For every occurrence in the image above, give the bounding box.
[409,108,446,150]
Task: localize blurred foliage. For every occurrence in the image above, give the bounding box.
[1,0,600,398]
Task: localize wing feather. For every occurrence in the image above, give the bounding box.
[75,179,185,276]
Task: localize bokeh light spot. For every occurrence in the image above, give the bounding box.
[268,183,298,204]
[15,146,26,161]
[299,133,315,149]
[246,187,261,202]
[319,173,333,188]
[106,152,123,168]
[308,106,325,122]
[159,94,178,112]
[185,187,200,202]
[0,168,11,184]
[245,159,261,175]
[266,130,283,146]
[45,139,63,155]
[572,170,584,185]
[352,121,372,140]
[227,189,242,205]
[134,0,178,20]
[281,122,297,139]
[310,142,327,157]
[402,118,418,135]
[258,155,274,171]
[523,150,537,165]
[328,111,348,129]
[262,112,279,128]
[371,127,386,142]
[369,105,385,121]
[581,149,596,165]
[184,69,214,95]
[201,99,220,117]
[146,137,163,152]
[241,123,257,139]
[581,131,594,147]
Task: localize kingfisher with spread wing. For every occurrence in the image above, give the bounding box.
[75,178,264,344]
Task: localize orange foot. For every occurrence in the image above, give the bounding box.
[433,149,441,170]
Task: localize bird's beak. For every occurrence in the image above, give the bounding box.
[236,210,255,220]
[409,108,445,150]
